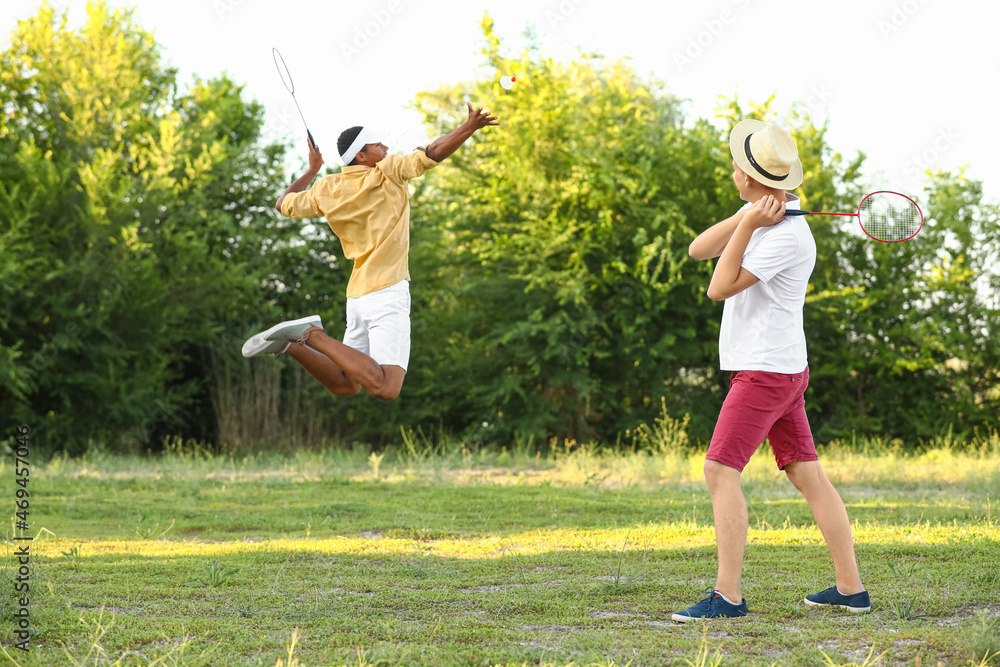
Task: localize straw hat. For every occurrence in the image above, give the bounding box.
[730,120,803,190]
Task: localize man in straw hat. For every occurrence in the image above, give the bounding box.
[241,103,498,402]
[672,120,869,621]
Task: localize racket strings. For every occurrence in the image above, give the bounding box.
[272,47,311,138]
[859,193,922,242]
[272,48,295,94]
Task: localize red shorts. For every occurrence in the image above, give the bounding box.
[707,367,817,472]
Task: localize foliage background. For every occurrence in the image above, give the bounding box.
[2,5,998,455]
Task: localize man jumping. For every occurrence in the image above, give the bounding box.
[241,103,498,401]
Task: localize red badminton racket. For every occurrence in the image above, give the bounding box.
[786,191,923,243]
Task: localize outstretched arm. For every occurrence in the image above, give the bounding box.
[275,138,324,213]
[423,103,499,163]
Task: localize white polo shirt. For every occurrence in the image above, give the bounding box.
[718,195,817,373]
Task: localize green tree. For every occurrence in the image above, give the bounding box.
[808,170,1000,440]
[0,2,303,452]
[400,21,843,444]
[4,5,994,453]
[403,19,725,443]
[400,18,999,446]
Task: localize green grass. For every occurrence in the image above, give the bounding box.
[2,433,999,666]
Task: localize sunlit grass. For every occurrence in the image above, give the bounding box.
[2,428,999,666]
[33,425,1000,490]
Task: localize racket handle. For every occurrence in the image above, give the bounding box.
[785,209,808,216]
[307,129,317,149]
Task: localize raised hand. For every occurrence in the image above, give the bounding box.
[308,135,324,173]
[465,102,500,132]
[741,195,786,229]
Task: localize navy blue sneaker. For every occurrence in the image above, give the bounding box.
[804,586,871,613]
[672,588,748,622]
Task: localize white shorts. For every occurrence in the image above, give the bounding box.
[342,280,411,371]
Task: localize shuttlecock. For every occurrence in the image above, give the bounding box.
[499,76,516,90]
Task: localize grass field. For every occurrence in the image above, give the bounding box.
[2,430,999,666]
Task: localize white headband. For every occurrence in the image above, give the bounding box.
[340,126,389,165]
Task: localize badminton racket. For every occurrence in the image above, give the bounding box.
[785,191,923,243]
[272,47,317,149]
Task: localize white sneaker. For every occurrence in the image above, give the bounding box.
[241,315,323,358]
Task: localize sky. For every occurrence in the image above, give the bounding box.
[4,0,999,202]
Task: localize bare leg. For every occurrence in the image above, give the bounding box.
[285,344,361,397]
[784,460,864,594]
[705,459,747,603]
[297,326,406,401]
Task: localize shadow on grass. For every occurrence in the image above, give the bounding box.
[4,536,999,667]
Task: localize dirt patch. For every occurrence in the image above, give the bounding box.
[155,636,197,646]
[817,641,880,664]
[592,575,646,584]
[459,583,527,592]
[517,624,582,634]
[589,611,646,619]
[935,605,1000,627]
[647,620,682,630]
[74,605,131,615]
[458,579,568,593]
[755,649,792,661]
